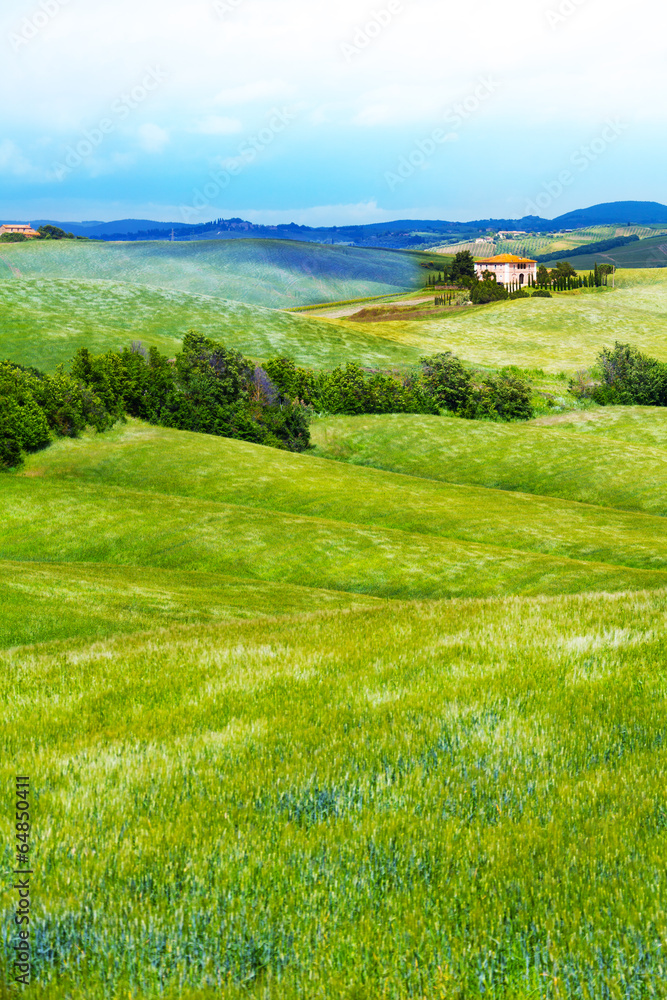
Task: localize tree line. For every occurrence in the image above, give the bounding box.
[0,333,535,469]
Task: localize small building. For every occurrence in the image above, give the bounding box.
[0,223,40,238]
[475,253,537,286]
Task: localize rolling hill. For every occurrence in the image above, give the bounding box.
[552,232,667,270]
[5,408,667,997]
[0,238,423,308]
[0,277,426,373]
[357,268,667,372]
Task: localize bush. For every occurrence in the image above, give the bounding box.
[0,233,28,243]
[509,289,530,300]
[265,357,436,416]
[420,353,534,421]
[587,342,667,406]
[0,360,113,469]
[470,279,509,305]
[67,335,312,453]
[532,289,552,298]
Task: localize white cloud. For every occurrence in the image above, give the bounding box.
[214,80,295,107]
[190,115,243,135]
[0,139,43,179]
[137,123,170,153]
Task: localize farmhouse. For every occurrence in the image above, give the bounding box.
[475,253,537,286]
[0,223,40,238]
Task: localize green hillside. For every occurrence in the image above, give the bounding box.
[0,561,381,649]
[6,253,667,999]
[311,411,667,516]
[360,268,667,372]
[554,232,667,270]
[4,591,667,998]
[534,405,667,449]
[0,278,425,372]
[12,419,667,578]
[0,238,422,308]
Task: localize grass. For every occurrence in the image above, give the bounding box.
[310,411,667,516]
[534,404,667,449]
[0,239,422,309]
[0,278,427,373]
[5,265,667,998]
[3,267,667,378]
[344,269,667,372]
[0,560,382,650]
[3,590,667,998]
[18,419,667,574]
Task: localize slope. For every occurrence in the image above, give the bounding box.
[0,561,381,650]
[0,278,423,373]
[553,233,667,270]
[0,238,423,308]
[4,591,667,998]
[15,419,667,574]
[352,268,667,371]
[310,411,667,517]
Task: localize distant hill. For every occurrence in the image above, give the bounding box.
[550,233,667,271]
[0,238,424,308]
[11,200,667,249]
[553,202,667,228]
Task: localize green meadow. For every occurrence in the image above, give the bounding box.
[3,259,667,998]
[0,238,423,307]
[360,269,667,372]
[0,278,427,373]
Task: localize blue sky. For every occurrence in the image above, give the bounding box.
[0,0,664,225]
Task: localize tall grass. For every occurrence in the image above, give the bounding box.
[0,239,421,308]
[0,279,424,373]
[310,411,667,516]
[16,421,667,579]
[2,591,667,998]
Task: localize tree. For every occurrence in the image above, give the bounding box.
[549,261,577,280]
[450,251,476,284]
[536,265,550,287]
[470,278,508,305]
[38,225,74,240]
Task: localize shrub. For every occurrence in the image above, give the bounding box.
[588,342,667,406]
[0,360,113,469]
[532,289,552,298]
[470,279,509,305]
[509,289,530,300]
[420,353,534,422]
[420,352,473,412]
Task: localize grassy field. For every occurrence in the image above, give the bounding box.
[355,269,667,372]
[3,590,667,998]
[4,261,667,998]
[0,278,429,373]
[0,561,382,649]
[2,267,666,377]
[0,239,423,308]
[310,410,667,515]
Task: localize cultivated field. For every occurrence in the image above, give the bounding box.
[3,259,667,998]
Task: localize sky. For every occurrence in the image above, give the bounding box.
[0,0,665,225]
